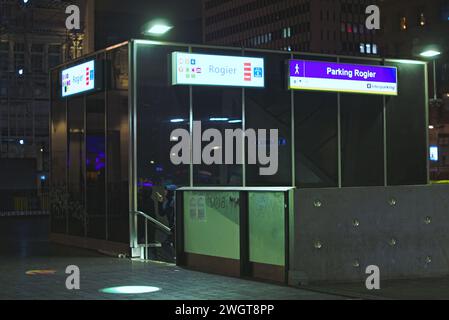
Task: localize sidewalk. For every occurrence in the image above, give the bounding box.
[304,277,449,300]
[0,216,343,300]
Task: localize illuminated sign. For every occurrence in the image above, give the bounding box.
[61,60,95,97]
[430,146,439,162]
[288,60,398,95]
[172,52,264,88]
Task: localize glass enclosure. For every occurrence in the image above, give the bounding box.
[50,40,428,247]
[50,43,129,243]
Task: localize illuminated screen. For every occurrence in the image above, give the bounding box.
[61,60,95,97]
[430,146,439,162]
[288,60,398,95]
[172,52,264,88]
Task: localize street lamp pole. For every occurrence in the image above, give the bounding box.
[419,49,441,102]
[433,59,437,101]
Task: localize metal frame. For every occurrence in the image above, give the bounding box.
[127,40,429,252]
[175,187,292,284]
[50,39,429,256]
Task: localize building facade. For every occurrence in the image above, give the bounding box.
[0,0,88,212]
[380,0,449,180]
[202,0,380,56]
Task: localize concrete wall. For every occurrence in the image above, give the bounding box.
[290,185,449,284]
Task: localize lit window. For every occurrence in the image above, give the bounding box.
[419,13,426,26]
[347,23,352,33]
[400,17,407,30]
[373,44,378,54]
[360,43,365,53]
[366,44,371,54]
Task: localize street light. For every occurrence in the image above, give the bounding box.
[420,50,441,58]
[142,19,173,37]
[420,48,442,101]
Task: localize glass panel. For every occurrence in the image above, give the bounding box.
[192,47,243,186]
[86,92,106,239]
[340,58,384,187]
[294,56,338,188]
[249,192,285,266]
[67,96,85,236]
[245,51,292,186]
[50,69,67,233]
[183,191,240,259]
[135,43,189,248]
[385,61,427,185]
[107,45,129,243]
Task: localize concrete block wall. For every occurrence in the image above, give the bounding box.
[290,185,449,284]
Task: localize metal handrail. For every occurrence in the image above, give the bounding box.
[135,210,171,260]
[135,211,171,234]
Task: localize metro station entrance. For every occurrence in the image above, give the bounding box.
[50,40,432,283]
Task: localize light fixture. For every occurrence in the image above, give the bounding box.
[18,69,24,75]
[100,286,160,294]
[19,139,24,145]
[170,119,185,123]
[420,50,441,58]
[147,24,173,35]
[228,119,242,124]
[210,117,229,122]
[429,125,435,130]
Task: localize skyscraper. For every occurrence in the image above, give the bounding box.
[0,0,88,212]
[202,0,379,56]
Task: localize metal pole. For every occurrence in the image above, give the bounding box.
[383,96,388,187]
[336,58,342,188]
[145,218,148,260]
[291,53,295,188]
[189,46,194,187]
[242,48,246,188]
[433,59,437,101]
[7,72,10,158]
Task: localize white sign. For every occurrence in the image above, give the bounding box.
[172,52,264,88]
[61,60,95,97]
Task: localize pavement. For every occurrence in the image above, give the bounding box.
[303,277,449,300]
[0,216,342,300]
[2,216,449,300]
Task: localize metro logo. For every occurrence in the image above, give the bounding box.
[244,62,252,81]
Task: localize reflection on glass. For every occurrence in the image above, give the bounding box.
[86,92,106,239]
[67,96,85,236]
[50,69,67,233]
[245,51,291,186]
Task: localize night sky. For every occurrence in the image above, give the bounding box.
[94,0,203,49]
